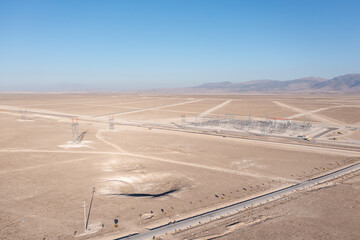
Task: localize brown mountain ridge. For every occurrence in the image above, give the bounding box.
[193,74,360,93]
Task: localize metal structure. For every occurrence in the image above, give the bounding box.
[21,110,28,120]
[181,114,186,127]
[109,115,115,130]
[187,113,312,136]
[83,202,87,232]
[72,118,79,142]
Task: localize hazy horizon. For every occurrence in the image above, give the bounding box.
[1,73,359,93]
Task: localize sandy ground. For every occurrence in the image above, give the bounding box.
[347,131,360,141]
[317,106,360,125]
[170,171,360,240]
[0,93,359,239]
[212,100,298,119]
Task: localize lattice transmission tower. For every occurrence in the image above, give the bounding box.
[109,115,115,130]
[72,117,79,142]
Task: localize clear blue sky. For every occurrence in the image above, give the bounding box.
[1,0,359,91]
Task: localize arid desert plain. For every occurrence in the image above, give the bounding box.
[0,93,359,240]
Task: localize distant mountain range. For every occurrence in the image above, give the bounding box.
[191,74,360,93]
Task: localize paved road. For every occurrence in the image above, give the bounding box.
[115,162,360,240]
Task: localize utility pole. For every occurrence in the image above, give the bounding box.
[83,202,87,232]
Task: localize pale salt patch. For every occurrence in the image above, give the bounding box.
[231,159,257,170]
[16,119,34,122]
[58,140,94,149]
[76,222,103,237]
